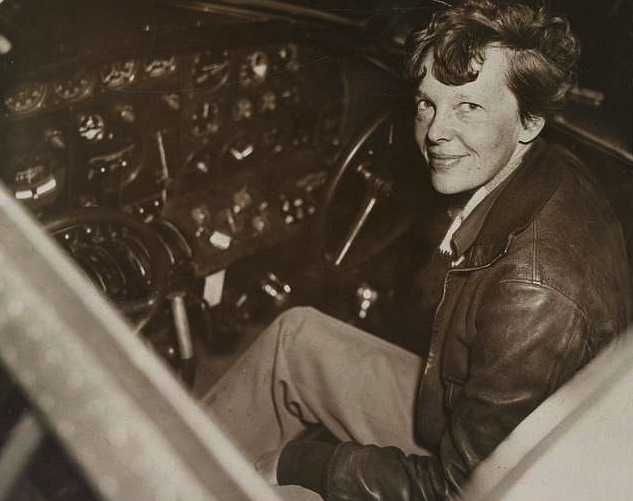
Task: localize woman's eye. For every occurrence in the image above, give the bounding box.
[458,102,481,113]
[416,99,433,113]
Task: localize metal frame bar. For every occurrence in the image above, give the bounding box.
[0,182,280,500]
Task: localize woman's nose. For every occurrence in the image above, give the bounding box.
[426,109,453,144]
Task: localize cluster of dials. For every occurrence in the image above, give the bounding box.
[2,43,301,119]
[189,84,300,141]
[189,44,301,140]
[191,43,299,91]
[3,56,178,117]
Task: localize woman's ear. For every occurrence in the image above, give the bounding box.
[518,115,545,144]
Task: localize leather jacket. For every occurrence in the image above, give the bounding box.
[280,140,632,500]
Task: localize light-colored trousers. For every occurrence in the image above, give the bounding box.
[202,306,428,498]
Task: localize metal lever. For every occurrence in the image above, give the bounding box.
[169,292,195,386]
[332,163,393,267]
[333,194,378,266]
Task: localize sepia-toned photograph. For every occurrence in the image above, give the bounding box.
[0,0,631,499]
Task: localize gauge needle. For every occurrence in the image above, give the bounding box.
[202,62,228,73]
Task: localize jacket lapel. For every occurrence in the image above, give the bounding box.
[459,140,565,269]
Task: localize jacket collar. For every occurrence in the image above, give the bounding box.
[454,138,564,269]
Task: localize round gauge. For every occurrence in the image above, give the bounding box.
[258,90,277,113]
[78,113,106,142]
[238,51,269,88]
[191,50,230,90]
[191,101,221,137]
[100,60,137,89]
[232,97,253,121]
[12,152,63,205]
[276,43,300,72]
[4,82,48,115]
[53,71,94,101]
[143,56,177,79]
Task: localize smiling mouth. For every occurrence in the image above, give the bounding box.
[428,153,467,169]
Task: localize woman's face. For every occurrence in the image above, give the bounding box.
[414,47,541,194]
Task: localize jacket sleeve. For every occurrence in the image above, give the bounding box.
[278,281,591,500]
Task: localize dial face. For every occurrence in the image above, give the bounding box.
[78,113,106,142]
[100,60,137,89]
[4,83,48,115]
[143,56,177,79]
[191,50,230,90]
[53,71,94,101]
[12,154,61,203]
[239,51,269,88]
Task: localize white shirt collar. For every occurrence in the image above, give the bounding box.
[438,150,528,260]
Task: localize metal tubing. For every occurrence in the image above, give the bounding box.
[0,413,44,501]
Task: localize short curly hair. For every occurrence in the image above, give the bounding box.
[404,0,580,124]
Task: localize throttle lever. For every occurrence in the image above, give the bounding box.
[331,162,395,266]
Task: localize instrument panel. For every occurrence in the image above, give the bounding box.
[0,42,346,272]
[2,43,305,117]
